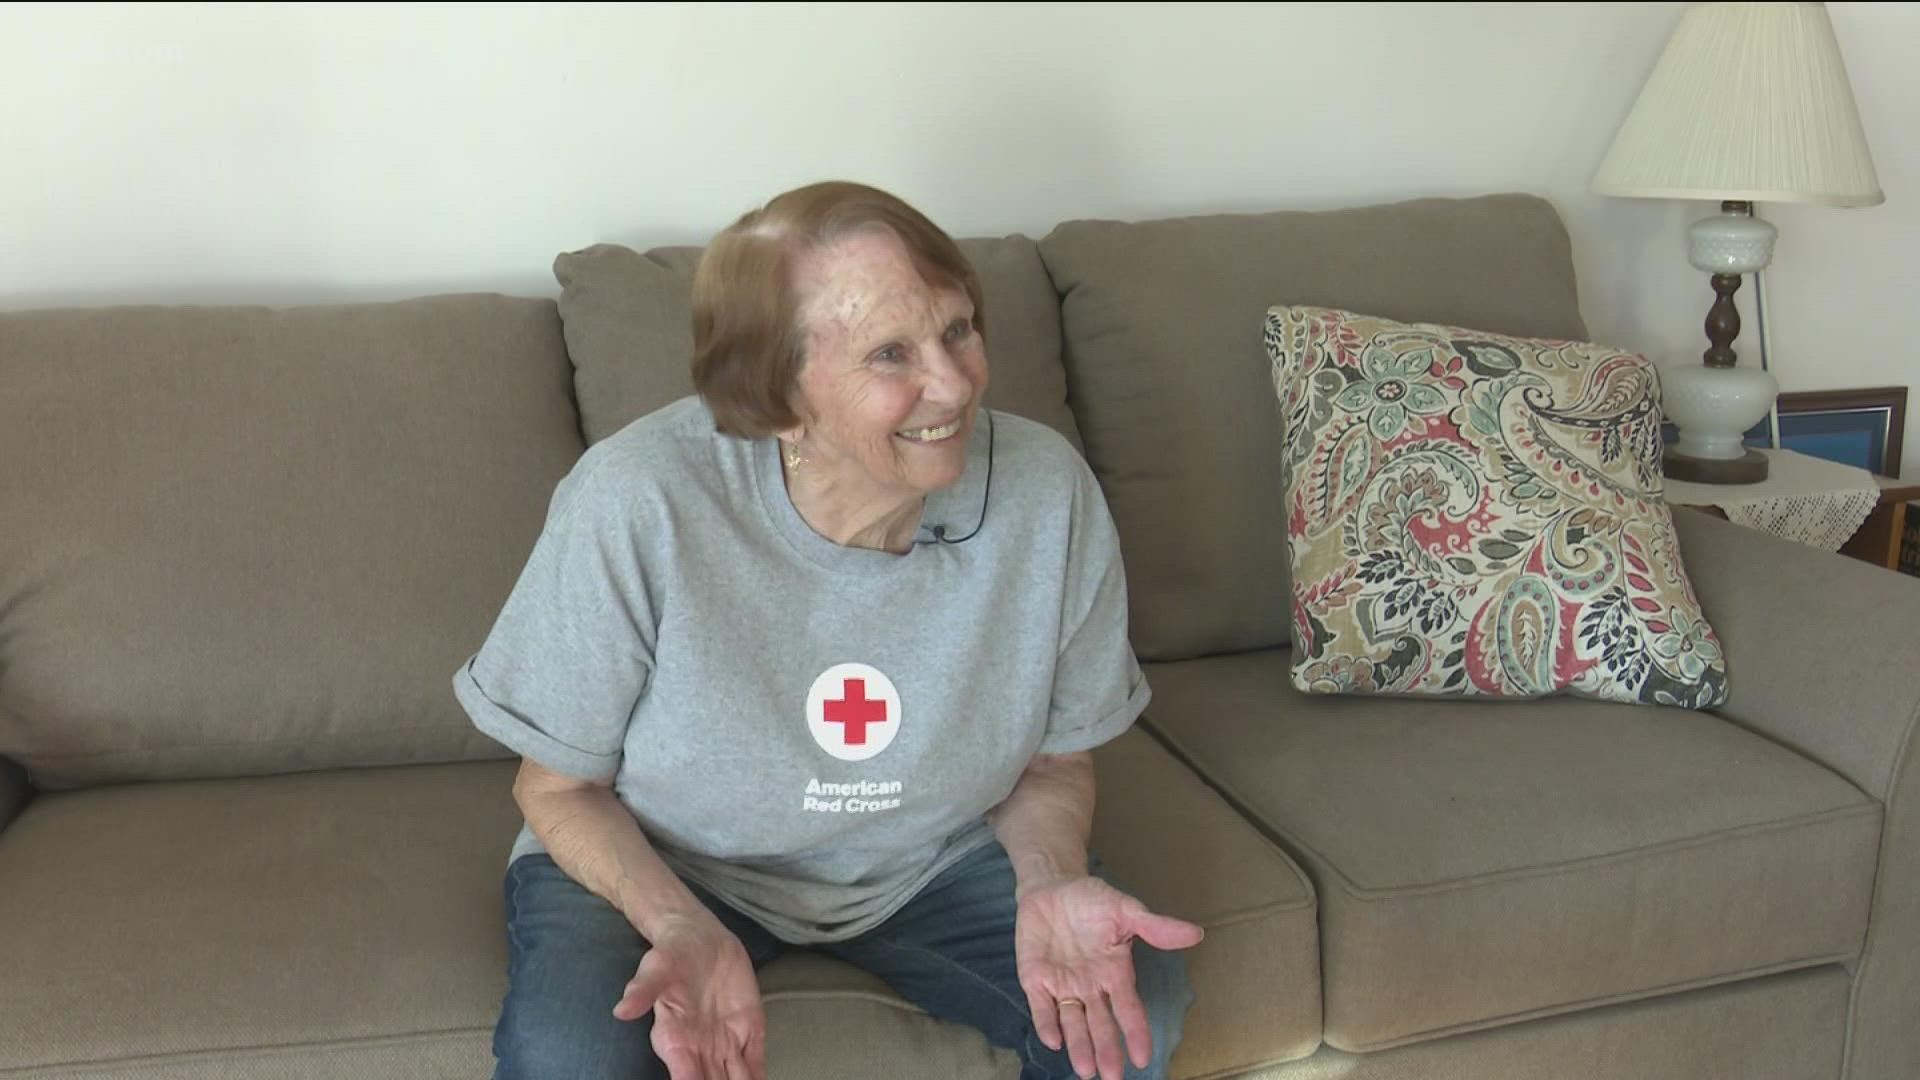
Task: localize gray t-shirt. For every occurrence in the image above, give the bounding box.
[453,395,1149,944]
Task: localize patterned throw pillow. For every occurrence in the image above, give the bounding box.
[1263,305,1728,709]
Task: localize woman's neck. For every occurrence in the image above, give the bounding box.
[782,463,925,554]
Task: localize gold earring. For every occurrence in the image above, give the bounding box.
[784,441,807,471]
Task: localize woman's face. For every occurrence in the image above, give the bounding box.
[785,228,988,502]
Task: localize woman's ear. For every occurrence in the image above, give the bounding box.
[776,385,810,448]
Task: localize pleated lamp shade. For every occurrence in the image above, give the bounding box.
[1592,2,1882,208]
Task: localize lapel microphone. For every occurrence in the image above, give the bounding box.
[918,410,994,546]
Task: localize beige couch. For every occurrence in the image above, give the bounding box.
[3,193,1917,1080]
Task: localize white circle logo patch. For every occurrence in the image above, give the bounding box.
[806,663,901,762]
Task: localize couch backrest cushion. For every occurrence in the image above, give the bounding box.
[1036,194,1589,662]
[0,295,585,789]
[0,757,28,831]
[554,236,1084,452]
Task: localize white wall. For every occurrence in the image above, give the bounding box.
[4,1,1915,475]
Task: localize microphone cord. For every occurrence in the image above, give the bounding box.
[918,410,994,546]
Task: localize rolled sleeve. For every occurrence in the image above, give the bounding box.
[1039,458,1151,755]
[1040,669,1151,755]
[453,658,623,781]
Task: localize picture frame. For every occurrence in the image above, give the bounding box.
[1663,386,1907,478]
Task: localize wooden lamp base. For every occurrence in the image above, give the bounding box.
[1664,447,1769,484]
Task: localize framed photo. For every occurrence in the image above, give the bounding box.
[1663,386,1907,478]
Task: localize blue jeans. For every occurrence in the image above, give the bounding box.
[493,842,1196,1079]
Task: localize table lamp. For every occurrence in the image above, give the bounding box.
[1592,1,1882,484]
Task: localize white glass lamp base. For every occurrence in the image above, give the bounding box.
[1662,362,1776,484]
[1688,209,1776,275]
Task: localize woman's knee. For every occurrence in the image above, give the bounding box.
[493,944,666,1080]
[493,856,663,1079]
[493,1011,665,1080]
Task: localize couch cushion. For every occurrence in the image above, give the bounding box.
[1140,649,1880,1053]
[1256,967,1850,1080]
[0,761,523,1078]
[1036,194,1589,662]
[1262,305,1727,708]
[0,728,1314,1079]
[553,236,1084,452]
[1090,727,1323,1075]
[0,756,27,832]
[0,295,585,789]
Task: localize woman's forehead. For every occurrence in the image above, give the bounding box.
[796,235,969,337]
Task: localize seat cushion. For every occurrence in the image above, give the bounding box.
[0,761,524,1078]
[1256,966,1850,1080]
[1036,194,1589,663]
[0,295,586,788]
[1140,650,1881,1053]
[552,235,1085,453]
[0,729,1314,1079]
[1089,727,1323,1075]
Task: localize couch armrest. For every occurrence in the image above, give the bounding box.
[1673,510,1920,1080]
[0,755,31,833]
[1674,510,1920,796]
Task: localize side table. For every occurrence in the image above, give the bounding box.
[1664,448,1920,572]
[1840,475,1920,570]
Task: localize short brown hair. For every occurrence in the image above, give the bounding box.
[690,181,985,438]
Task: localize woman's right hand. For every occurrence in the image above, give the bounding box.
[612,909,767,1080]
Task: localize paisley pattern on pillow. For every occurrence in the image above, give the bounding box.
[1264,306,1727,709]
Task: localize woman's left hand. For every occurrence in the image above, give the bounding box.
[1014,875,1204,1080]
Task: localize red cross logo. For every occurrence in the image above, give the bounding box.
[806,663,902,761]
[824,678,889,745]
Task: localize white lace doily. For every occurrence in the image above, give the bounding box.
[1662,449,1881,552]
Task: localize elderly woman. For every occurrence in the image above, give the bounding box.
[453,181,1201,1080]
